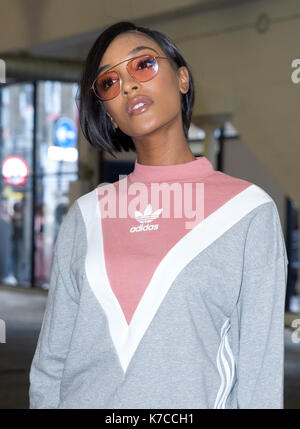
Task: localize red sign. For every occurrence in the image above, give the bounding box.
[1,156,29,186]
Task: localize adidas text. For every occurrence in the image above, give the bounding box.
[130,223,159,233]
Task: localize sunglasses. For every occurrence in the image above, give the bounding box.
[91,54,170,101]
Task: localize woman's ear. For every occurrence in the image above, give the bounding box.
[177,66,190,94]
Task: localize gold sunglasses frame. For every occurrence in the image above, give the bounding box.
[91,54,170,101]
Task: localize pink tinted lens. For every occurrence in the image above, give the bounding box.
[128,55,158,82]
[94,70,120,100]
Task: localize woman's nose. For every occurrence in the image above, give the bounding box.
[122,72,141,95]
[123,84,139,95]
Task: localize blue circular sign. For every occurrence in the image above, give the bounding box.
[54,117,77,148]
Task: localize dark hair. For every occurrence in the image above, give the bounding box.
[77,21,195,159]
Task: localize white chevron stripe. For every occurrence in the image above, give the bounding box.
[77,183,272,374]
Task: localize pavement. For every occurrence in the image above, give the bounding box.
[0,284,299,409]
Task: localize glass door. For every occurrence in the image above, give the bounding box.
[0,80,79,288]
[0,83,34,287]
[34,81,79,288]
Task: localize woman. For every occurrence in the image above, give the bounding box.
[29,21,288,409]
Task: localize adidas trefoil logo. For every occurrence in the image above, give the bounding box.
[135,204,163,223]
[130,204,163,233]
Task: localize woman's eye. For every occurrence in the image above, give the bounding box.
[137,59,153,70]
[100,78,114,90]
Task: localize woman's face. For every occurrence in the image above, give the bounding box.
[98,31,189,139]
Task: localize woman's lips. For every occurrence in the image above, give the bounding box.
[129,102,153,116]
[126,96,154,116]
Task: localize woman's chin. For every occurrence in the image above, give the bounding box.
[124,120,161,138]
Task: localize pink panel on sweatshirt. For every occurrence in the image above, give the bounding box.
[97,156,251,325]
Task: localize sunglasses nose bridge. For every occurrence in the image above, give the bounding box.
[118,62,141,94]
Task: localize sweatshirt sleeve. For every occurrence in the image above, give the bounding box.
[29,202,80,409]
[236,200,289,409]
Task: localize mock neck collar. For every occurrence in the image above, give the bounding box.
[127,156,215,183]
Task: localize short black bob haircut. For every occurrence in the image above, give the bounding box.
[77,21,195,159]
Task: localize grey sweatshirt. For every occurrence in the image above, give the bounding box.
[29,159,289,409]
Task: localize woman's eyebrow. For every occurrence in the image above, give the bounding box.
[97,46,160,74]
